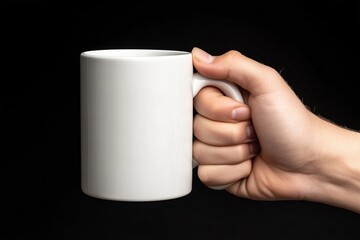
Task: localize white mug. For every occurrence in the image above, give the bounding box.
[80,49,244,201]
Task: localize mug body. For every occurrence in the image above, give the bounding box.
[81,49,193,201]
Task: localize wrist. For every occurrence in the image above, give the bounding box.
[305,116,360,213]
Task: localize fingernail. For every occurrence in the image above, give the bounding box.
[193,47,214,64]
[231,107,249,121]
[246,124,257,140]
[249,142,260,155]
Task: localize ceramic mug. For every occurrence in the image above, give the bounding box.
[80,49,244,201]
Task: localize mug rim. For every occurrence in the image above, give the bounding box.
[80,49,190,59]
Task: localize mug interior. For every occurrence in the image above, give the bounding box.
[81,49,189,58]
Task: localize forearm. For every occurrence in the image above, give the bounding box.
[307,117,360,213]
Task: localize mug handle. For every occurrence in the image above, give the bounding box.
[192,72,245,190]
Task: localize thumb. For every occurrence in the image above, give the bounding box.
[192,47,286,96]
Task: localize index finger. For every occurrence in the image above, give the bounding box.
[192,47,285,96]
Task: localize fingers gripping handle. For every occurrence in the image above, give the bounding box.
[192,73,244,190]
[192,73,244,167]
[193,73,244,102]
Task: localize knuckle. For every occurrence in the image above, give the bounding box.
[225,50,243,62]
[263,65,280,79]
[237,160,252,179]
[234,145,246,161]
[233,143,254,163]
[209,101,225,120]
[242,160,252,174]
[230,124,244,144]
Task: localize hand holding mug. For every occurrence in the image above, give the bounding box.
[192,47,360,214]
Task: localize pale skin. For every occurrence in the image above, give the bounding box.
[192,47,360,213]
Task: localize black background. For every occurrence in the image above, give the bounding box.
[2,1,360,239]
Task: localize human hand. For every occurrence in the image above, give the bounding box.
[192,47,360,212]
